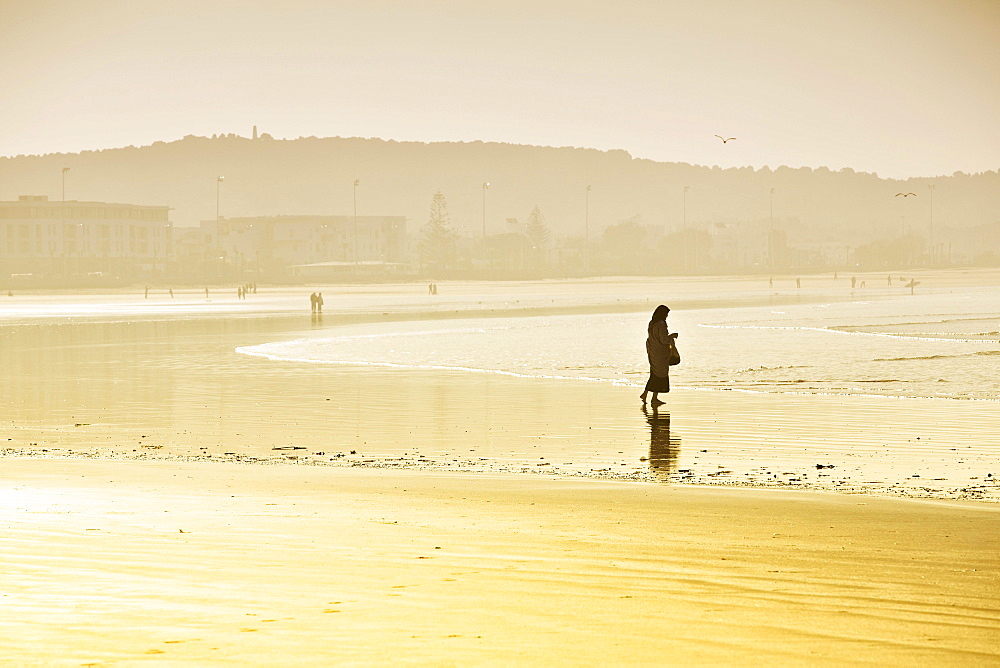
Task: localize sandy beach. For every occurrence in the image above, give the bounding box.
[2,459,998,665]
[2,273,999,664]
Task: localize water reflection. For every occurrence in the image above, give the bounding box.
[642,405,680,480]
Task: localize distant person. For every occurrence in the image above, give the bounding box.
[238,286,244,299]
[144,285,149,299]
[169,288,174,298]
[309,292,317,312]
[205,287,209,298]
[796,278,801,288]
[316,292,324,313]
[861,280,866,288]
[639,305,678,407]
[432,283,438,295]
[768,277,773,288]
[834,272,838,281]
[888,275,892,286]
[851,276,857,289]
[6,290,12,297]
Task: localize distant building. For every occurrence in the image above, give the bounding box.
[0,195,171,279]
[200,214,407,277]
[709,221,777,270]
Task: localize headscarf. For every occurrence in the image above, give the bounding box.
[648,304,670,327]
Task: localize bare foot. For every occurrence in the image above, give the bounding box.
[639,393,647,403]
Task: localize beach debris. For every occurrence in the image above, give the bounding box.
[272,446,306,450]
[74,423,90,427]
[815,464,835,469]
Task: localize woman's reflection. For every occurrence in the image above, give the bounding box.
[642,404,680,480]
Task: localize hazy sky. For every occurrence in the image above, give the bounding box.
[2,0,998,178]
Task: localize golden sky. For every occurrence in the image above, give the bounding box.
[2,0,998,178]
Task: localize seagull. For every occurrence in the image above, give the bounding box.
[895,192,917,197]
[714,135,736,143]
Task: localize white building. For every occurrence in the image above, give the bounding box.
[0,195,171,279]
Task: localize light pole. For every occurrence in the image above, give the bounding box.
[60,167,70,277]
[216,176,224,221]
[585,184,591,272]
[682,186,689,273]
[769,187,775,272]
[927,184,935,265]
[481,182,490,239]
[353,178,360,264]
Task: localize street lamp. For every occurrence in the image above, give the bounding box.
[682,186,689,273]
[481,182,490,239]
[585,184,591,272]
[769,187,775,272]
[61,167,70,278]
[216,176,224,221]
[927,184,936,265]
[353,178,360,264]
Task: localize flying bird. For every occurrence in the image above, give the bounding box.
[714,135,736,143]
[895,192,917,197]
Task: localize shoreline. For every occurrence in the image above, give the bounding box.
[4,284,998,503]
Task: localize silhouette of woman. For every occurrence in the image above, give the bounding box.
[639,305,677,407]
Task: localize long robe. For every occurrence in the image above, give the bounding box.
[644,320,672,393]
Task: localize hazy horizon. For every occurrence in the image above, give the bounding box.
[3,0,999,180]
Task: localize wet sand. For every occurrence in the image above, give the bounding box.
[1,459,997,665]
[3,311,998,500]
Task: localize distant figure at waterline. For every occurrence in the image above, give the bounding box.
[640,305,679,407]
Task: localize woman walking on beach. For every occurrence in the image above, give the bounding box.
[640,305,678,407]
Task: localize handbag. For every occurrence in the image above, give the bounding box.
[667,339,681,366]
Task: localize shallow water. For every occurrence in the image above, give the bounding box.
[2,275,998,501]
[239,286,1000,400]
